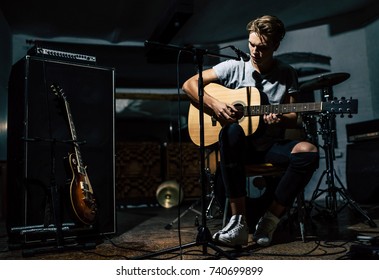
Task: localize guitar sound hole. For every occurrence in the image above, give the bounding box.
[234,104,244,120]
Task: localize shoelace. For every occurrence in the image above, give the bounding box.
[219,217,242,233]
[224,224,243,235]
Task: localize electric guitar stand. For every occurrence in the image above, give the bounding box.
[10,137,96,257]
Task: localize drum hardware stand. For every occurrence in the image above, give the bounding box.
[204,167,223,220]
[165,146,223,228]
[133,42,242,259]
[11,137,96,256]
[164,166,223,230]
[164,197,202,230]
[309,112,377,228]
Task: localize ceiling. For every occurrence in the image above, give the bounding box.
[1,0,379,89]
[1,0,379,137]
[1,0,378,46]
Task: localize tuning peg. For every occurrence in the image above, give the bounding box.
[348,108,353,118]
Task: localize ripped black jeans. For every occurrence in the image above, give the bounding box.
[218,123,319,207]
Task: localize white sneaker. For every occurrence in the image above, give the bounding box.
[253,211,280,246]
[212,215,249,247]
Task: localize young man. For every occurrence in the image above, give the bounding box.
[182,15,319,247]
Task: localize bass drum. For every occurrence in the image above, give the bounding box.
[213,163,276,230]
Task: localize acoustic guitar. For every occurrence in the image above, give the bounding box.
[188,83,358,146]
[50,84,97,225]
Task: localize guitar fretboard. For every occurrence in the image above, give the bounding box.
[246,102,323,115]
[64,99,86,175]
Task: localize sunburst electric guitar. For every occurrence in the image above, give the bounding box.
[50,84,97,225]
[188,83,358,146]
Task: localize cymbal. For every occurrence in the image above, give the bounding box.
[156,180,183,208]
[300,72,350,91]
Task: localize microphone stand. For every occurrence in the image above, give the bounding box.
[133,41,239,259]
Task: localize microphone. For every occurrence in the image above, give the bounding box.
[231,46,250,62]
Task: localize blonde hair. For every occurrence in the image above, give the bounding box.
[246,15,286,45]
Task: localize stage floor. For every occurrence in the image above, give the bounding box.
[1,197,379,260]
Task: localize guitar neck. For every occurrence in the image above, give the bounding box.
[64,100,86,175]
[246,102,323,116]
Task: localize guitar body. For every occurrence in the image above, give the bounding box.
[188,83,261,146]
[68,152,97,225]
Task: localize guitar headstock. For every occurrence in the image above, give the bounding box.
[50,83,67,101]
[323,97,358,117]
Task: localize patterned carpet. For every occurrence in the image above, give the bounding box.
[1,199,379,260]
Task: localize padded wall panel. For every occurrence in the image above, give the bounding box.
[115,141,163,204]
[115,141,203,205]
[166,142,202,198]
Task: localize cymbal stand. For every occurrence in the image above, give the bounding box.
[204,167,223,220]
[310,112,377,227]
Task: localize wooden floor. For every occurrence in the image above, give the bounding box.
[1,196,379,260]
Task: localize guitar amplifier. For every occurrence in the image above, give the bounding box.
[346,119,379,142]
[346,140,379,204]
[7,55,115,245]
[28,46,97,64]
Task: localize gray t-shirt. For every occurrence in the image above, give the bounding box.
[213,58,299,103]
[212,58,299,150]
